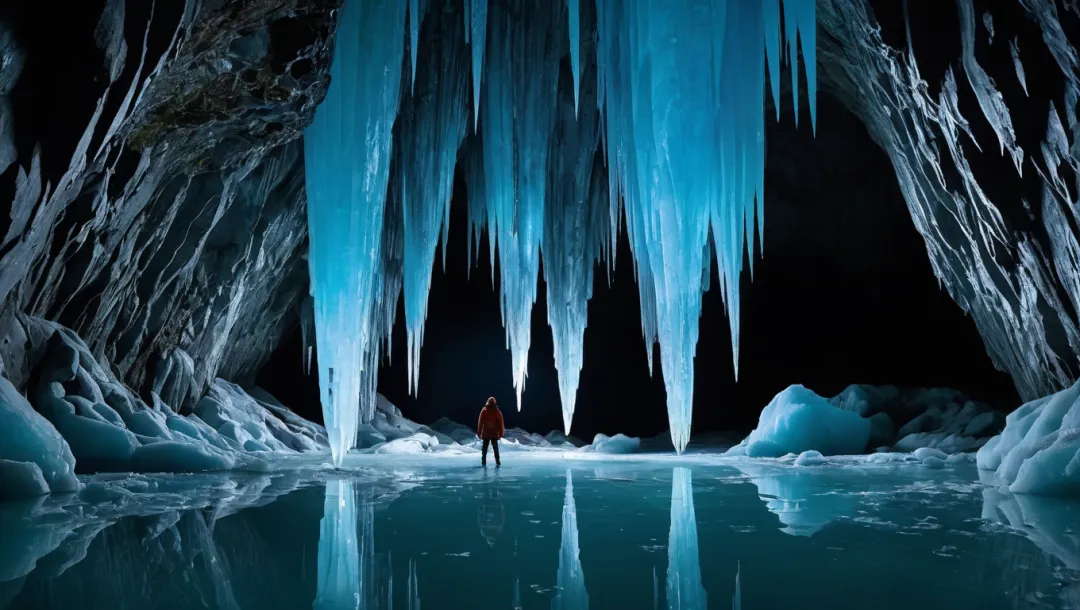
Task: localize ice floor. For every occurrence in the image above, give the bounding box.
[2,453,1078,610]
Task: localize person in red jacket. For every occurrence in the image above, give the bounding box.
[477,397,504,467]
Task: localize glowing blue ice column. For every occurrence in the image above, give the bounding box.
[399,6,470,395]
[666,468,706,610]
[482,0,564,410]
[594,0,817,453]
[553,470,589,610]
[543,13,604,433]
[304,0,406,465]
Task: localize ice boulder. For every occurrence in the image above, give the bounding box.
[977,382,1080,496]
[373,432,440,454]
[0,376,78,498]
[430,417,478,444]
[587,433,641,454]
[730,385,871,457]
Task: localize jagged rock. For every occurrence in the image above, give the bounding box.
[0,0,340,409]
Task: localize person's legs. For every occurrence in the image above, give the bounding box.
[481,438,490,466]
[493,439,500,466]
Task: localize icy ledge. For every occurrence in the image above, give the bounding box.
[0,319,327,501]
[977,381,1080,497]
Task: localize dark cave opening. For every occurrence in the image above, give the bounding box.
[257,86,1019,441]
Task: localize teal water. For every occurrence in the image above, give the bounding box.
[1,455,1077,609]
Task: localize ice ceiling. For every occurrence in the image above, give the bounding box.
[304,0,818,463]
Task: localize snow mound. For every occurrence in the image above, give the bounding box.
[0,376,78,499]
[587,433,641,454]
[977,382,1079,496]
[794,450,826,466]
[727,385,871,457]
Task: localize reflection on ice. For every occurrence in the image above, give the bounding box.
[732,562,741,610]
[315,480,362,610]
[733,463,856,536]
[553,470,587,610]
[666,467,706,610]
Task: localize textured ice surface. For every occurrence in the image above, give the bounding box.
[729,385,870,458]
[3,459,1079,609]
[977,381,1080,496]
[0,377,77,499]
[303,0,406,465]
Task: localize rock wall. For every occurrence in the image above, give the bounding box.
[0,0,338,410]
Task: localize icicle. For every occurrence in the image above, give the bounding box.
[481,0,564,411]
[399,3,469,396]
[568,0,581,116]
[666,468,706,610]
[595,0,816,452]
[553,470,588,610]
[544,0,602,434]
[304,0,406,466]
[468,0,488,129]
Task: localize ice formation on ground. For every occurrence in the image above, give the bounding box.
[0,319,325,499]
[727,384,1006,459]
[666,467,706,609]
[304,0,818,456]
[977,381,1079,496]
[553,470,588,610]
[726,385,871,457]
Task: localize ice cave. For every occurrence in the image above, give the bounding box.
[1,0,1079,608]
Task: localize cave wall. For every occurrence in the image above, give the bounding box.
[815,0,1080,401]
[0,0,339,410]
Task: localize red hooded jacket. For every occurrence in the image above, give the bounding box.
[477,404,505,440]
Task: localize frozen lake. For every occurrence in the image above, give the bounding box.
[2,453,1078,609]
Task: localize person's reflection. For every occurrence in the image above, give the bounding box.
[666,467,707,610]
[478,470,506,547]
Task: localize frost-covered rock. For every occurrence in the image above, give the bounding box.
[728,385,871,457]
[977,382,1079,496]
[0,376,78,499]
[430,417,478,444]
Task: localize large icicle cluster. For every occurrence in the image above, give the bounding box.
[304,0,818,459]
[593,0,817,451]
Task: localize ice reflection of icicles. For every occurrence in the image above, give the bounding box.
[732,562,741,610]
[552,470,588,610]
[408,559,421,610]
[315,480,361,610]
[666,468,706,610]
[513,576,523,609]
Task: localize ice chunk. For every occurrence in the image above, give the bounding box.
[0,377,77,496]
[131,441,234,473]
[921,456,946,469]
[667,468,706,609]
[588,433,640,454]
[977,381,1080,496]
[304,0,407,465]
[373,433,439,454]
[553,470,588,610]
[731,385,870,457]
[913,447,948,461]
[0,459,50,500]
[794,450,826,466]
